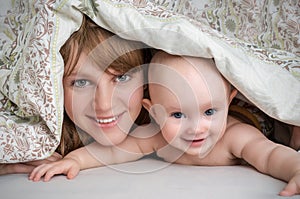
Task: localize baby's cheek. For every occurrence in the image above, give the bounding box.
[161,124,178,144]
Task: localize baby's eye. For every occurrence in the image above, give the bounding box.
[73,79,91,88]
[115,74,131,83]
[170,112,186,119]
[204,109,216,116]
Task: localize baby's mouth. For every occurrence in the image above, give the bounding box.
[191,138,204,143]
[183,137,204,141]
[182,137,206,144]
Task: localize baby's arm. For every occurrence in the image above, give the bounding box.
[228,123,300,196]
[29,124,164,181]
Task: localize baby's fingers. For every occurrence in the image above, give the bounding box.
[279,181,299,196]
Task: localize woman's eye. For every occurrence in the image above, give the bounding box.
[171,112,186,119]
[73,79,90,88]
[115,74,131,83]
[205,109,216,116]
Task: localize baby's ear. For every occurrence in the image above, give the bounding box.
[229,88,238,104]
[142,99,152,113]
[142,99,167,125]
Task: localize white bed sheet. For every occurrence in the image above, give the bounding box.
[0,158,298,199]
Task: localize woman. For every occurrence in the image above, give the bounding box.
[1,14,151,175]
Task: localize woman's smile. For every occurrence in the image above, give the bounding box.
[95,112,125,128]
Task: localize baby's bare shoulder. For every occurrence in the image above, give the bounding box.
[225,116,263,137]
[224,116,268,157]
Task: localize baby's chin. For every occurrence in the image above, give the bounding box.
[182,145,214,158]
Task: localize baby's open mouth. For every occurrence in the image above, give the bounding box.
[183,138,204,142]
[192,139,204,142]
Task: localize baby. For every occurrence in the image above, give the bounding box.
[30,51,300,196]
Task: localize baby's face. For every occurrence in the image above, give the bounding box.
[147,53,231,157]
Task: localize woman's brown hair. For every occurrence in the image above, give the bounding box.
[56,15,151,156]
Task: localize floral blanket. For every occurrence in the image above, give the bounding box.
[0,0,299,163]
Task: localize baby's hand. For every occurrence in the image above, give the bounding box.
[279,172,300,196]
[28,158,80,182]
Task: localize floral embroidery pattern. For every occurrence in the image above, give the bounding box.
[78,0,100,18]
[0,0,61,162]
[107,0,300,78]
[174,0,300,57]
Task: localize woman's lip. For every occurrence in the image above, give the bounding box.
[96,116,118,124]
[96,118,119,128]
[90,112,125,128]
[96,112,125,128]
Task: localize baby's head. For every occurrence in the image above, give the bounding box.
[143,51,237,157]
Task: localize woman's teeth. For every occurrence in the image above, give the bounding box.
[96,116,118,124]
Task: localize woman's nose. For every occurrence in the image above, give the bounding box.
[93,81,113,112]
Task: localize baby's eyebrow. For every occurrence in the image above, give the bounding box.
[166,105,181,110]
[203,100,226,109]
[163,104,183,113]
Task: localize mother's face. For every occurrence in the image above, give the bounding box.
[63,53,144,146]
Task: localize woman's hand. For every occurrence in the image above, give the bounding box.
[28,157,81,182]
[0,152,62,175]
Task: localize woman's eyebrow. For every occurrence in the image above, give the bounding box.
[107,66,142,75]
[129,67,142,73]
[65,71,95,79]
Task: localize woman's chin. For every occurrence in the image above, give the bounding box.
[95,132,128,146]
